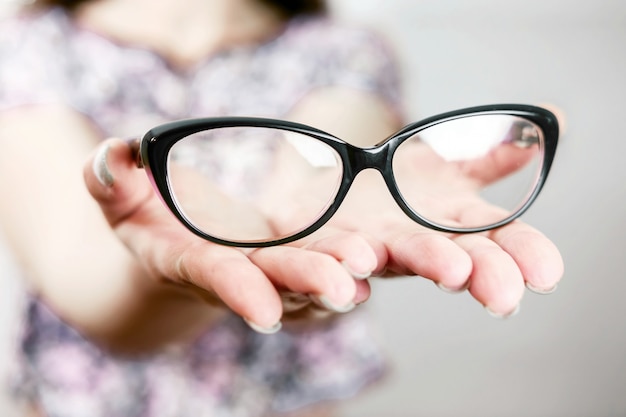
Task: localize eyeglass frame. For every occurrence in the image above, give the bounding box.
[130,103,559,248]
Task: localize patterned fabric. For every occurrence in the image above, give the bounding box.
[0,8,402,417]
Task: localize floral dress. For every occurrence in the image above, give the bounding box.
[0,8,402,417]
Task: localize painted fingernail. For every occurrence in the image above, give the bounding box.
[280,291,312,312]
[93,144,114,187]
[341,261,372,280]
[485,304,520,319]
[436,280,470,294]
[309,294,355,313]
[526,282,558,295]
[372,267,388,277]
[243,318,282,335]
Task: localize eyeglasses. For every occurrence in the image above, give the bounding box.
[130,104,559,247]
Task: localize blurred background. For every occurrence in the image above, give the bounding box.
[1,0,625,416]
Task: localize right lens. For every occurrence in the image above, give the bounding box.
[166,126,343,244]
[392,114,544,230]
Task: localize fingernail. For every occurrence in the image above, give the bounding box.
[280,291,312,312]
[93,144,114,187]
[526,282,558,295]
[436,280,470,294]
[341,261,371,280]
[309,294,355,313]
[485,304,520,319]
[243,318,282,335]
[372,267,388,277]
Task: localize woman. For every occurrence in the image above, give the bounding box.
[0,0,563,416]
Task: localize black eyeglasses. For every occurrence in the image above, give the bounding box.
[130,104,559,247]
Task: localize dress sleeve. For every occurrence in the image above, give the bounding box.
[304,19,405,118]
[0,12,78,112]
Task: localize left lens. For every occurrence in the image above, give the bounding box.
[392,114,544,230]
[166,126,343,244]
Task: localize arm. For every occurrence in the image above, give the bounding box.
[0,96,563,357]
[0,104,379,353]
[0,106,229,353]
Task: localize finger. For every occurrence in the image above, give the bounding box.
[462,104,566,186]
[176,243,284,333]
[385,232,472,291]
[354,278,372,305]
[303,232,380,305]
[455,234,525,316]
[491,221,564,294]
[459,142,540,185]
[85,138,286,333]
[279,278,371,321]
[248,246,358,312]
[456,199,510,229]
[83,138,155,227]
[279,291,314,314]
[303,231,387,279]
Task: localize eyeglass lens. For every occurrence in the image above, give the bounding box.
[392,114,543,230]
[167,126,344,243]
[166,114,544,244]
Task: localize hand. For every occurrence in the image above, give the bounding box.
[304,138,563,317]
[285,91,564,318]
[84,138,388,333]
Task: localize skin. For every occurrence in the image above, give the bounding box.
[0,1,564,414]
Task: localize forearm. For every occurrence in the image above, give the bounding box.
[31,229,222,354]
[0,106,222,354]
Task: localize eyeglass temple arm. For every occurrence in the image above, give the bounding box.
[126,137,144,168]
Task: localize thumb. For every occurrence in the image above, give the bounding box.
[83,138,154,228]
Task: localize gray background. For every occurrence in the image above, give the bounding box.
[1,0,625,416]
[333,1,626,416]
